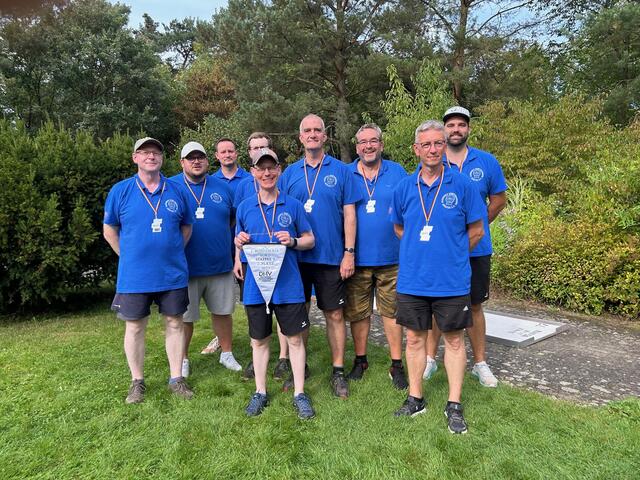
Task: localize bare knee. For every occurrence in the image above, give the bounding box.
[324,308,343,324]
[251,336,271,349]
[443,331,465,352]
[406,330,426,351]
[287,334,303,349]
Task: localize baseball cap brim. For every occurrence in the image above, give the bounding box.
[133,137,164,153]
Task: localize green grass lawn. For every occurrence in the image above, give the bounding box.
[1,304,638,479]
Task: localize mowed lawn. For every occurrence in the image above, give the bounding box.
[1,304,638,479]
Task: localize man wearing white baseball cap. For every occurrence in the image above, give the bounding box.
[170,141,243,378]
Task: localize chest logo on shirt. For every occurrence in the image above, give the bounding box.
[164,199,179,213]
[324,174,337,187]
[469,168,484,181]
[441,192,459,209]
[210,192,223,203]
[278,212,292,227]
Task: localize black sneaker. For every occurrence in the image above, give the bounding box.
[168,377,194,400]
[394,396,426,417]
[346,360,368,381]
[330,371,349,399]
[242,360,255,380]
[444,402,468,434]
[273,358,291,380]
[388,365,409,390]
[245,392,269,417]
[293,393,316,420]
[125,379,146,404]
[282,364,310,392]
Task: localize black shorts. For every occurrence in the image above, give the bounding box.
[238,262,248,303]
[245,302,309,340]
[470,255,491,305]
[396,293,472,333]
[111,288,189,321]
[299,262,346,311]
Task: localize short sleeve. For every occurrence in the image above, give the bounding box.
[103,187,120,226]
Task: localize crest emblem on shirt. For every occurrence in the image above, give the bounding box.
[165,199,179,213]
[210,192,223,203]
[278,212,292,227]
[441,192,458,209]
[324,174,337,187]
[469,168,484,181]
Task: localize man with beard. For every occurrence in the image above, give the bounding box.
[423,106,507,388]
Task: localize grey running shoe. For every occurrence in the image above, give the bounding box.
[394,396,426,417]
[330,371,349,399]
[282,364,310,392]
[168,377,194,400]
[471,362,498,388]
[293,393,316,420]
[423,358,438,380]
[389,365,409,390]
[273,358,291,380]
[245,392,269,417]
[242,361,255,381]
[444,402,468,434]
[346,361,368,381]
[125,379,146,404]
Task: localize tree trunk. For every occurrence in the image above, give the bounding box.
[452,0,470,103]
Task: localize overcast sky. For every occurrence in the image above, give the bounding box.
[110,0,228,27]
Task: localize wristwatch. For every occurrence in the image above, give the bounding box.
[344,247,355,254]
[290,237,298,248]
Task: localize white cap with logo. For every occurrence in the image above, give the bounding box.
[181,141,207,158]
[133,137,164,153]
[443,106,471,123]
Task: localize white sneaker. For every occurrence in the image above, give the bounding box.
[201,336,221,355]
[181,358,190,378]
[471,361,498,387]
[219,352,242,371]
[423,358,438,380]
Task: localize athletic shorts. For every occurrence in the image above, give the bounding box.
[396,293,472,333]
[111,287,189,321]
[245,302,309,340]
[470,255,491,305]
[183,271,236,322]
[344,265,398,322]
[299,262,346,311]
[237,263,247,304]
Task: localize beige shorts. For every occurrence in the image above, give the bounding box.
[183,271,236,322]
[344,265,398,322]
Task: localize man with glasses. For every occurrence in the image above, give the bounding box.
[423,107,508,388]
[390,121,485,434]
[278,114,361,399]
[103,137,195,404]
[344,123,409,389]
[171,141,242,377]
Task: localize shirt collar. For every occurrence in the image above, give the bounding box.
[299,154,330,168]
[413,166,452,187]
[352,158,388,178]
[252,191,286,206]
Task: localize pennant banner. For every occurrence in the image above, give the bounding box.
[243,243,287,312]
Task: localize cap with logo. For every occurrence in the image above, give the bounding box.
[250,147,279,166]
[181,141,207,158]
[133,137,164,153]
[443,106,471,123]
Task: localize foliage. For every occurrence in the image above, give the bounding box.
[1,309,639,477]
[0,120,134,312]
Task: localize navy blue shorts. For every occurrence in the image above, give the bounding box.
[470,255,491,305]
[396,293,472,333]
[245,302,309,340]
[299,262,346,311]
[111,288,189,320]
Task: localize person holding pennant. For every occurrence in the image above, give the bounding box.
[170,141,242,379]
[278,114,361,399]
[390,121,485,434]
[235,148,316,419]
[103,137,195,404]
[344,123,409,389]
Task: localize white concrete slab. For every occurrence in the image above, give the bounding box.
[484,311,568,347]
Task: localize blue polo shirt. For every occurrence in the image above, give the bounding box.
[213,166,251,198]
[233,176,259,209]
[390,168,485,297]
[443,147,507,257]
[278,154,361,265]
[348,159,407,266]
[236,193,312,305]
[169,173,234,277]
[104,174,195,293]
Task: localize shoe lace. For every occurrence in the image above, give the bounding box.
[249,393,265,410]
[130,381,145,394]
[295,394,313,413]
[448,406,465,425]
[475,363,494,378]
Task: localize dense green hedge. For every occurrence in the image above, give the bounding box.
[0,121,134,312]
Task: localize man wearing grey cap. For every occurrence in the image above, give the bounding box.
[424,107,508,388]
[170,141,242,377]
[103,137,195,403]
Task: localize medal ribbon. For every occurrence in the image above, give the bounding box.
[303,155,325,201]
[183,175,207,206]
[257,190,278,243]
[358,160,380,199]
[417,166,444,226]
[135,177,166,219]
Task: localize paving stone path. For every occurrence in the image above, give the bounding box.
[308,297,640,406]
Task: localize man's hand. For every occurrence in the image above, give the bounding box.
[234,231,250,249]
[233,258,244,280]
[340,252,355,280]
[274,230,293,247]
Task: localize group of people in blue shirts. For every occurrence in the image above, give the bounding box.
[103,106,507,434]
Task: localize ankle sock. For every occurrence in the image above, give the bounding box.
[169,376,181,384]
[391,359,403,368]
[332,366,344,375]
[355,355,368,364]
